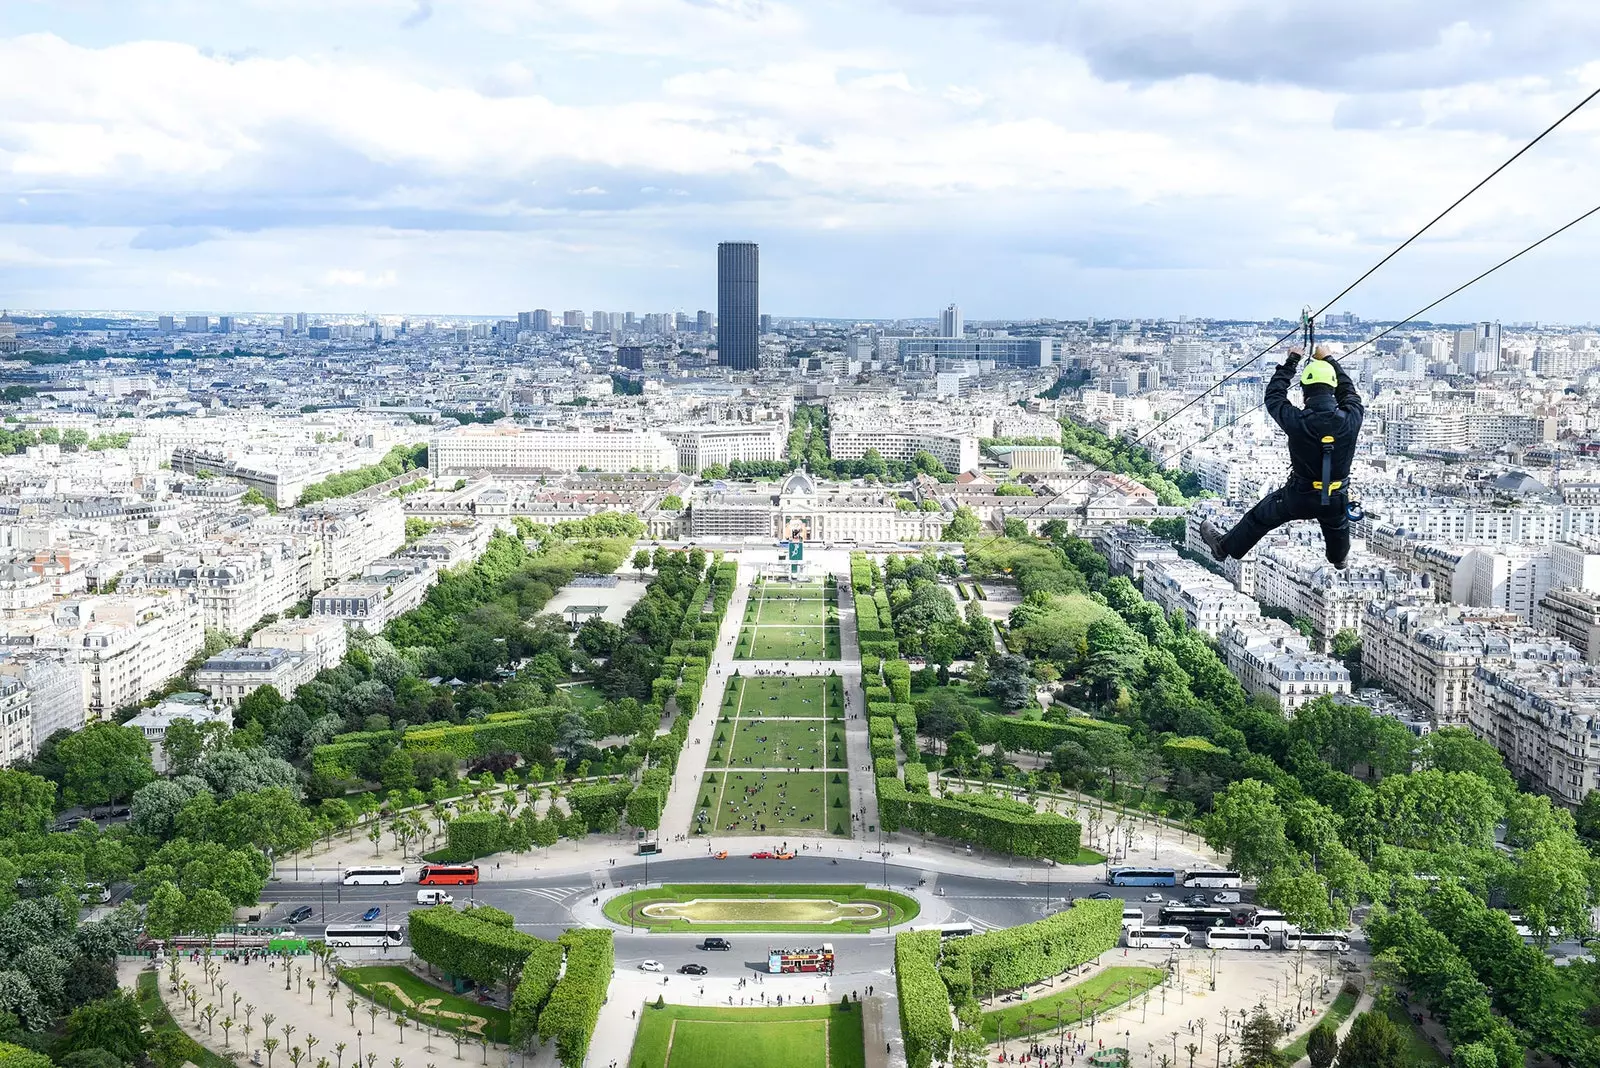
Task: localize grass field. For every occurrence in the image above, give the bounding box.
[604,883,920,933]
[135,972,236,1068]
[1279,988,1359,1062]
[341,965,513,1043]
[980,967,1165,1043]
[1383,1000,1447,1067]
[629,1003,866,1068]
[736,582,840,661]
[699,674,849,836]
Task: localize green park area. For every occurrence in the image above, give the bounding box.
[721,674,845,719]
[699,770,849,834]
[979,966,1164,1043]
[736,582,841,659]
[628,1002,866,1068]
[603,883,919,933]
[340,964,514,1043]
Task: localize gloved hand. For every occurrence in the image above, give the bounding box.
[1283,347,1303,369]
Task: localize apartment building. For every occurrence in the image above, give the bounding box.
[1361,599,1581,728]
[1252,545,1421,641]
[119,541,310,636]
[296,497,405,582]
[1470,662,1600,809]
[0,653,82,751]
[660,423,786,473]
[311,559,432,634]
[247,616,348,673]
[1533,587,1600,662]
[1144,559,1262,637]
[1371,503,1600,546]
[125,694,231,773]
[1219,619,1351,713]
[1097,524,1180,582]
[0,675,31,767]
[428,425,678,475]
[195,645,318,708]
[827,425,979,474]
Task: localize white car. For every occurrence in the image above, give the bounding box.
[1143,892,1165,903]
[639,960,664,973]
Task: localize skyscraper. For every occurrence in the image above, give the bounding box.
[717,241,759,371]
[941,303,963,338]
[532,309,551,332]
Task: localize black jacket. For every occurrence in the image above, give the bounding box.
[1264,356,1364,486]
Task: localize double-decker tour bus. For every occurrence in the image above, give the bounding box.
[323,924,406,949]
[137,927,308,956]
[418,864,480,886]
[1182,869,1243,889]
[1108,866,1178,887]
[1205,927,1272,951]
[1128,926,1191,949]
[341,866,405,886]
[768,944,835,974]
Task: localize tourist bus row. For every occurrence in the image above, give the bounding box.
[1106,866,1243,889]
[1125,925,1351,952]
[340,864,480,886]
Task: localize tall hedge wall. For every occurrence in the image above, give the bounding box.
[876,777,1081,859]
[940,899,1121,999]
[407,904,544,990]
[508,939,566,1047]
[895,931,952,1068]
[537,929,614,1068]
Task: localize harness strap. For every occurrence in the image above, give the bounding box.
[1319,435,1335,505]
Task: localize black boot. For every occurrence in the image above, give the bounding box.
[1199,520,1228,562]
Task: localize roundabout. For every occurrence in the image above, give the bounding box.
[603,882,920,933]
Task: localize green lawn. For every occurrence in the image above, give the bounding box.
[1383,1000,1447,1067]
[560,682,608,710]
[721,719,829,768]
[723,674,841,719]
[135,971,236,1068]
[341,964,513,1043]
[629,1003,865,1068]
[980,966,1164,1043]
[1279,989,1359,1062]
[700,771,849,834]
[738,623,840,660]
[605,883,917,933]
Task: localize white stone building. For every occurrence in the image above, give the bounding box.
[248,617,348,673]
[1144,559,1262,637]
[428,425,678,476]
[1470,662,1600,809]
[1219,618,1352,713]
[0,675,31,767]
[195,645,319,708]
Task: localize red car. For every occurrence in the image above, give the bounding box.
[750,851,775,859]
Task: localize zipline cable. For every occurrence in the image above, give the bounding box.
[1074,199,1600,514]
[962,84,1600,548]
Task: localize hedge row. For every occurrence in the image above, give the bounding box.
[939,899,1120,1001]
[508,939,566,1047]
[537,929,614,1067]
[445,810,507,858]
[850,553,876,593]
[875,756,899,779]
[568,781,633,828]
[408,904,546,991]
[871,738,897,761]
[860,640,900,660]
[896,931,953,1068]
[978,712,1128,755]
[883,659,911,703]
[868,716,895,741]
[876,777,1081,859]
[904,763,930,793]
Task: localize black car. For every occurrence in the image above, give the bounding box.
[287,905,314,923]
[1088,892,1114,900]
[701,937,731,951]
[678,963,709,976]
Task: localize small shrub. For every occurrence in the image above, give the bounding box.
[839,995,852,1012]
[655,994,665,1009]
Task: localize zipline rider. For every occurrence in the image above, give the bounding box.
[1201,345,1365,570]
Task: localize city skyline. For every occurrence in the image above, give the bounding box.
[3,3,1600,319]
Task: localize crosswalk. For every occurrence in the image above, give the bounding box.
[507,885,590,904]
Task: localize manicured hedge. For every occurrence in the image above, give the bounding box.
[568,781,632,829]
[940,899,1120,1001]
[904,763,931,793]
[864,684,893,705]
[445,811,508,859]
[408,904,545,991]
[871,738,898,761]
[981,713,1129,755]
[876,756,900,779]
[868,716,896,741]
[509,939,566,1047]
[860,641,900,660]
[537,929,614,1067]
[896,931,952,1068]
[877,777,1082,859]
[883,659,911,702]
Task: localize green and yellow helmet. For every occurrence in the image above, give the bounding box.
[1301,359,1337,389]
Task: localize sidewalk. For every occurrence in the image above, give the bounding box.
[836,578,880,843]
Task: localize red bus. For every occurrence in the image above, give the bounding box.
[418,864,479,886]
[767,944,834,974]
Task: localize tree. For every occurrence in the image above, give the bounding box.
[554,711,593,760]
[1306,1025,1338,1068]
[1335,1011,1405,1068]
[0,770,55,838]
[632,550,651,579]
[985,655,1035,712]
[144,882,187,942]
[1203,779,1292,878]
[380,750,417,793]
[183,888,234,942]
[1237,1006,1283,1068]
[159,718,209,777]
[943,506,981,541]
[60,992,147,1064]
[55,723,154,811]
[659,495,684,511]
[1507,834,1594,943]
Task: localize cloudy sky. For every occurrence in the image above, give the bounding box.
[2,0,1599,320]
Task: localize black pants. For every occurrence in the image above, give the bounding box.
[1219,481,1350,564]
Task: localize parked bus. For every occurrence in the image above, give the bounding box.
[1284,928,1350,953]
[341,866,405,886]
[323,924,406,949]
[1121,908,1145,930]
[768,945,834,974]
[418,864,480,886]
[1159,906,1233,930]
[1182,869,1243,889]
[1128,926,1191,949]
[912,922,975,941]
[1108,866,1178,887]
[1206,927,1272,951]
[1234,908,1287,932]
